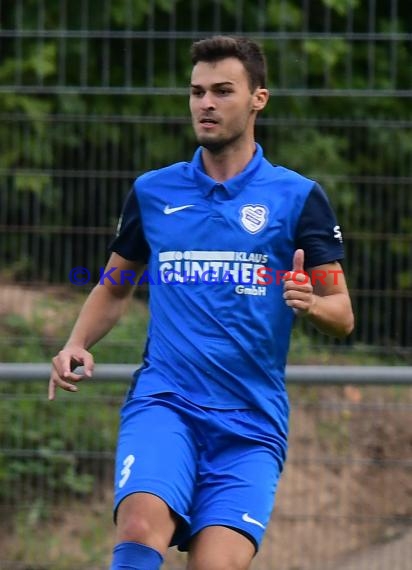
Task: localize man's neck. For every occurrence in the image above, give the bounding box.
[201,140,256,182]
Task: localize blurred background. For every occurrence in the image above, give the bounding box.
[0,1,411,569]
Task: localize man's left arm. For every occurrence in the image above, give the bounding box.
[283,249,354,339]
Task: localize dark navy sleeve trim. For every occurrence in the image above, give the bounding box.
[108,187,150,263]
[295,183,344,269]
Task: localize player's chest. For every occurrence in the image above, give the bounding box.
[141,188,292,253]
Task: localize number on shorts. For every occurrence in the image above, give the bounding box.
[119,454,135,488]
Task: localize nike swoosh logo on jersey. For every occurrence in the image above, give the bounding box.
[242,513,265,529]
[163,204,194,214]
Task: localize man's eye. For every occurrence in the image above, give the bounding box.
[191,90,203,97]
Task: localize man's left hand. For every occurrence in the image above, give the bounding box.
[283,249,314,316]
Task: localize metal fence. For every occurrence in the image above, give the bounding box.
[0,2,412,569]
[1,0,411,97]
[1,0,412,360]
[0,113,411,359]
[0,374,411,570]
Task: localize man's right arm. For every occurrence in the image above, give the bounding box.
[48,252,145,400]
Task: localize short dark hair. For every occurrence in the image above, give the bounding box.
[190,35,267,91]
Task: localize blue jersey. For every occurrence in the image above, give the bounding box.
[110,144,344,432]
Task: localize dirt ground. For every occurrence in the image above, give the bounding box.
[328,529,412,570]
[163,396,412,570]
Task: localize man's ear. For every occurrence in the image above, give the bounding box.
[252,88,269,111]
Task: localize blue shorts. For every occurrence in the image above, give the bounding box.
[114,392,288,551]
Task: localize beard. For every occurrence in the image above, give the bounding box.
[195,129,244,154]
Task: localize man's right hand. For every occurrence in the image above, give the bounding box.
[48,347,94,400]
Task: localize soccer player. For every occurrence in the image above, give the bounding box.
[49,36,354,570]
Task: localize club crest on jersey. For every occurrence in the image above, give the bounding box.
[239,204,268,234]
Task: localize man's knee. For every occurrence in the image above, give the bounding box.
[116,493,177,553]
[117,512,153,543]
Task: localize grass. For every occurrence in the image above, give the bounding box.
[0,287,148,364]
[3,495,113,569]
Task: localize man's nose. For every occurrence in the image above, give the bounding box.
[201,91,216,110]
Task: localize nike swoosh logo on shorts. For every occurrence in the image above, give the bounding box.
[163,204,194,214]
[242,513,265,529]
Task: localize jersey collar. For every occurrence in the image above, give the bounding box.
[190,143,264,198]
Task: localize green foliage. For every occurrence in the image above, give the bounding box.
[322,0,360,17]
[0,339,127,503]
[0,3,411,347]
[266,0,303,28]
[303,38,349,80]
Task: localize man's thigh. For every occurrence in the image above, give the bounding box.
[114,395,198,533]
[187,525,255,570]
[187,408,286,553]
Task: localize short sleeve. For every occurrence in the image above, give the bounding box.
[108,187,150,263]
[295,183,344,268]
